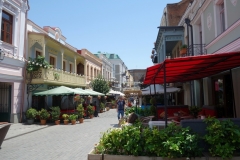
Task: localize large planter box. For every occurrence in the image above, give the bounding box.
[88,149,240,160]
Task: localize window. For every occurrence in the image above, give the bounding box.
[69,64,72,73]
[1,11,13,44]
[50,56,55,67]
[220,3,225,33]
[63,61,66,71]
[36,51,41,58]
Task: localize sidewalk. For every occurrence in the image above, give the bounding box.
[4,123,52,140]
[1,109,119,160]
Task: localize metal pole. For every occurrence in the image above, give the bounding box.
[150,84,152,95]
[190,24,195,106]
[163,63,168,127]
[154,82,157,119]
[186,23,190,56]
[230,69,237,117]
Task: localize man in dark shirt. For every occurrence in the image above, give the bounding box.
[117,96,125,120]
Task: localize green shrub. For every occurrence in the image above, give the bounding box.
[62,114,69,120]
[76,104,84,118]
[26,108,38,119]
[204,117,240,159]
[69,114,78,121]
[38,109,50,120]
[87,105,94,115]
[50,106,60,121]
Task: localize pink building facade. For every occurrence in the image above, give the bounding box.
[0,0,29,123]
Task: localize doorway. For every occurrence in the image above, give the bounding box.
[0,83,11,122]
[213,74,234,118]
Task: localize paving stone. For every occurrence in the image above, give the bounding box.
[1,109,119,160]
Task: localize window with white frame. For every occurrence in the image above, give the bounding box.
[215,0,226,35]
[219,2,225,33]
[1,11,13,44]
[49,55,56,68]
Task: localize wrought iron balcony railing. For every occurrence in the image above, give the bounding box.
[187,44,207,56]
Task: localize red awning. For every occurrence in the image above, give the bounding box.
[144,52,240,84]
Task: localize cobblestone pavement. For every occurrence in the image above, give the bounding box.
[1,109,119,160]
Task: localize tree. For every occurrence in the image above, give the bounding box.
[91,75,110,94]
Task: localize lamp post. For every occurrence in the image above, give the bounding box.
[0,49,5,61]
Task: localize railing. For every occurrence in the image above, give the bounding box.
[29,68,86,87]
[188,44,207,56]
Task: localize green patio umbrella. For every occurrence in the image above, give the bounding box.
[85,89,105,96]
[74,88,95,96]
[34,86,86,96]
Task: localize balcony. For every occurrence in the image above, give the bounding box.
[187,44,207,56]
[29,68,86,87]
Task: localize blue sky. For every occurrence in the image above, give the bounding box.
[28,0,179,69]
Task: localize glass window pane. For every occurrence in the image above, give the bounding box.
[2,12,10,21]
[1,22,4,30]
[6,24,10,32]
[6,33,10,43]
[1,31,4,41]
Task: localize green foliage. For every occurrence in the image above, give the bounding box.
[69,114,78,121]
[26,108,38,119]
[50,106,60,121]
[189,106,202,118]
[53,72,60,80]
[95,124,201,158]
[125,107,135,116]
[100,102,105,110]
[91,75,110,94]
[38,109,50,120]
[87,105,94,115]
[180,44,187,49]
[160,124,202,158]
[76,104,84,118]
[98,126,143,156]
[26,56,51,73]
[142,128,165,156]
[62,114,69,120]
[204,117,240,159]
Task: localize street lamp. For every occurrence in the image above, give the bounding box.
[0,49,5,61]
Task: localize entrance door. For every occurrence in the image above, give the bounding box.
[213,74,234,118]
[0,83,11,122]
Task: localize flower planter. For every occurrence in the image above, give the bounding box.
[79,118,84,123]
[180,48,187,55]
[40,119,46,125]
[63,120,69,125]
[88,151,240,160]
[90,115,93,119]
[55,120,60,125]
[100,110,103,113]
[27,119,34,125]
[71,120,76,125]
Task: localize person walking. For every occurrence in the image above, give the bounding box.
[117,96,125,120]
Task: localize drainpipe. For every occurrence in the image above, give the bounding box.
[20,0,30,123]
[164,12,167,26]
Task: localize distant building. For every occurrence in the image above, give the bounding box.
[95,52,128,91]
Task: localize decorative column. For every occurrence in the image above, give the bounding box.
[74,56,77,76]
[61,49,64,75]
[43,40,46,57]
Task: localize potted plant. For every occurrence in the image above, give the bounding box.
[50,106,61,125]
[180,44,187,55]
[100,102,104,113]
[111,100,116,109]
[189,106,202,118]
[25,108,38,125]
[38,109,50,125]
[62,114,69,125]
[87,105,94,119]
[76,104,84,123]
[69,114,78,125]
